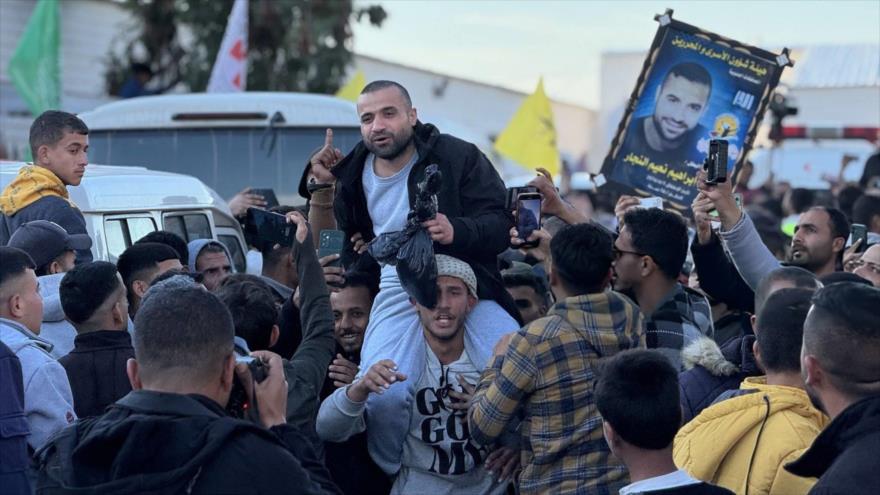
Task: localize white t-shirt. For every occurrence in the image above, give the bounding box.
[362,151,419,237]
[391,346,505,495]
[619,469,703,494]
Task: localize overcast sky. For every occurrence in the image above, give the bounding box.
[352,0,880,108]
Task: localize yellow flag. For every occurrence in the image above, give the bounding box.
[335,70,366,102]
[494,78,559,177]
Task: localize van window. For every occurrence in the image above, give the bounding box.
[218,234,246,273]
[164,214,212,242]
[103,216,158,259]
[88,127,361,200]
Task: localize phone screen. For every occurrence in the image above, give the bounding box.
[247,209,294,246]
[517,195,542,241]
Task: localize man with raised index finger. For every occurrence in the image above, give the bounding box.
[308,80,522,476]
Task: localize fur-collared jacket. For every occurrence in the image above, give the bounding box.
[678,334,761,424]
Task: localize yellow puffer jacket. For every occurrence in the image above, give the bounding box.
[673,377,829,495]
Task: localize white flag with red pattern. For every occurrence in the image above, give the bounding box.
[207,0,248,93]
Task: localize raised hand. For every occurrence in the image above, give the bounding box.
[310,128,343,184]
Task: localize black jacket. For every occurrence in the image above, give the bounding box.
[35,390,339,494]
[332,122,520,322]
[786,395,880,494]
[0,341,31,494]
[58,331,134,418]
[319,346,391,495]
[691,231,755,313]
[0,196,93,264]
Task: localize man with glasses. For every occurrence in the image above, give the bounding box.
[612,207,713,370]
[850,244,880,287]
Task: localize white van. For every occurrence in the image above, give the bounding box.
[0,161,248,272]
[78,92,361,205]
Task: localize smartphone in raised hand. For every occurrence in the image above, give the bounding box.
[250,188,279,209]
[318,229,345,267]
[516,192,542,248]
[246,208,295,247]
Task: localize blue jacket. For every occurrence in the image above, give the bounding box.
[678,335,761,424]
[0,341,31,494]
[0,318,76,451]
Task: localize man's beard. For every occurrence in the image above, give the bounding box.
[651,113,688,147]
[364,130,414,161]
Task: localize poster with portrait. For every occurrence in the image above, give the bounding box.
[601,10,793,209]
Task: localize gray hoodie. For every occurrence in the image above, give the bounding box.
[38,273,75,359]
[0,317,76,451]
[187,239,235,273]
[718,213,782,290]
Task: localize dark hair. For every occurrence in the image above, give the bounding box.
[339,270,380,300]
[361,80,412,107]
[808,206,850,267]
[819,271,873,287]
[29,110,89,158]
[595,349,681,450]
[852,194,880,228]
[133,287,234,383]
[623,208,688,280]
[550,223,614,294]
[789,189,816,214]
[150,268,204,287]
[136,231,189,267]
[664,62,712,95]
[804,283,880,399]
[117,242,180,306]
[0,247,35,288]
[837,185,864,221]
[755,288,813,373]
[809,206,850,240]
[754,266,820,315]
[214,280,278,351]
[502,272,547,300]
[60,261,121,324]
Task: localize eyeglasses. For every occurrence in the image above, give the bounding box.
[851,259,880,275]
[613,246,647,259]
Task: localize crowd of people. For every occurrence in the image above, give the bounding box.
[1,81,879,495]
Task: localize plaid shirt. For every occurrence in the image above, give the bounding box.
[469,291,646,494]
[647,283,714,370]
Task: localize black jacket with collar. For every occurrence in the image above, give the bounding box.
[785,394,880,494]
[332,121,520,322]
[58,330,134,419]
[35,390,339,494]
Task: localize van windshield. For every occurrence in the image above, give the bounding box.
[88,127,362,202]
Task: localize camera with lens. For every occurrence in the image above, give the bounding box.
[703,139,729,185]
[226,347,269,419]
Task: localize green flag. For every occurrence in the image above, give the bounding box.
[8,0,60,116]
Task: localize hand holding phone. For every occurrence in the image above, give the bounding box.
[318,230,345,267]
[516,192,542,248]
[246,209,296,247]
[851,224,868,254]
[250,188,279,209]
